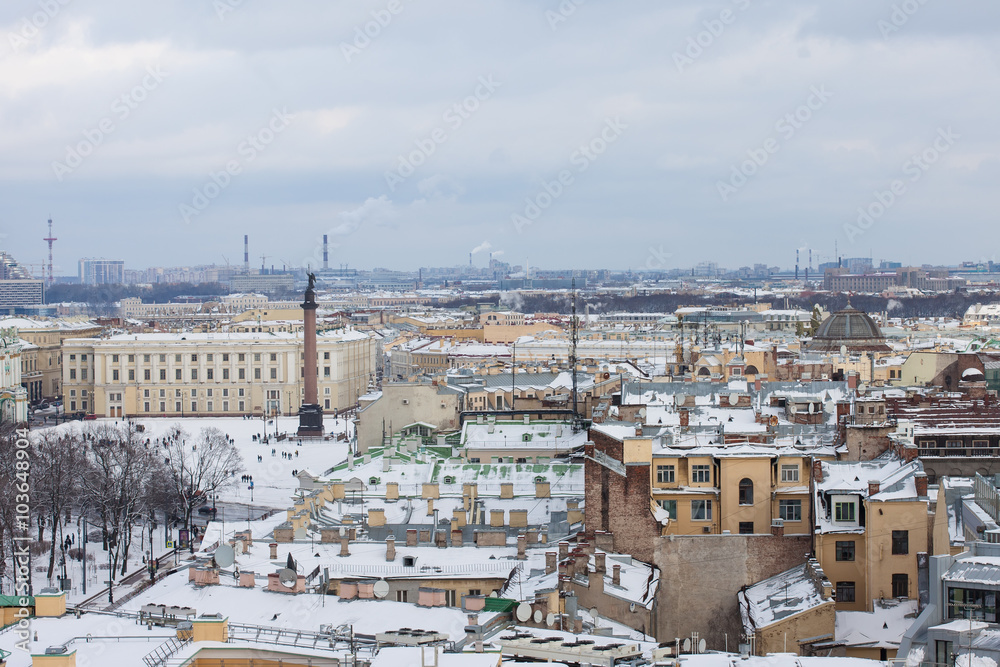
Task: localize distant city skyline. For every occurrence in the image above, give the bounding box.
[3,1,999,272]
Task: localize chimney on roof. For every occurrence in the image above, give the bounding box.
[517,534,527,561]
[594,552,606,573]
[915,472,928,498]
[812,459,823,483]
[558,541,569,560]
[340,535,350,557]
[386,535,395,562]
[868,480,881,496]
[679,409,690,428]
[771,519,784,538]
[612,564,621,586]
[546,551,557,575]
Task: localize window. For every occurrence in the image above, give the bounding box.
[324,367,331,377]
[254,368,261,380]
[325,399,331,409]
[207,369,214,380]
[207,401,213,411]
[159,401,165,411]
[70,401,76,411]
[206,354,213,362]
[739,521,754,534]
[223,401,229,411]
[691,499,712,521]
[836,541,855,561]
[238,400,245,411]
[191,354,197,362]
[159,354,166,362]
[238,388,245,397]
[112,354,119,362]
[143,389,150,398]
[222,353,229,361]
[69,354,75,361]
[159,389,165,397]
[270,353,277,362]
[128,369,135,381]
[892,530,909,555]
[738,478,753,505]
[656,465,675,483]
[239,368,245,380]
[836,581,856,603]
[691,465,711,484]
[222,368,229,380]
[175,401,181,412]
[254,353,261,362]
[128,354,134,363]
[144,402,149,412]
[657,499,677,519]
[892,574,908,598]
[69,369,76,380]
[175,369,182,380]
[445,590,456,607]
[160,369,167,380]
[175,354,181,362]
[191,401,197,412]
[395,590,408,603]
[81,369,87,380]
[191,369,198,380]
[779,499,802,522]
[144,354,150,362]
[270,368,277,379]
[81,401,87,410]
[324,352,330,360]
[780,464,799,482]
[834,501,856,523]
[144,369,151,380]
[191,389,197,397]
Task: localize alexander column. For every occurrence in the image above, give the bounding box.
[297,272,324,436]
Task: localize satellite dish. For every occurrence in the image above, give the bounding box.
[373,580,389,599]
[515,603,532,623]
[533,610,542,623]
[683,639,691,653]
[699,639,707,654]
[278,568,297,587]
[339,527,346,537]
[488,592,498,598]
[545,613,556,628]
[840,345,847,356]
[213,545,235,569]
[590,608,599,623]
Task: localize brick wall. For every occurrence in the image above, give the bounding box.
[585,429,659,563]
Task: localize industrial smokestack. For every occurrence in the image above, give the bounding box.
[795,249,799,281]
[244,235,249,272]
[469,252,473,267]
[323,235,329,270]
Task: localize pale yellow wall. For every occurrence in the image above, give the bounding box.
[866,498,928,605]
[719,458,772,534]
[755,599,836,656]
[815,533,867,611]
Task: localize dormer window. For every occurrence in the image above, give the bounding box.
[832,495,858,524]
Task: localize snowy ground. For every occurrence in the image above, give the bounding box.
[22,416,353,606]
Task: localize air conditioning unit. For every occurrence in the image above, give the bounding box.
[703,526,711,533]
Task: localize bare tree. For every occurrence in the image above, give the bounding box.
[0,423,28,594]
[162,427,243,552]
[33,429,86,582]
[80,422,167,581]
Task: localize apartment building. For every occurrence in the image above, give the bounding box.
[61,329,377,417]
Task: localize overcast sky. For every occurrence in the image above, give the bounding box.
[2,0,998,273]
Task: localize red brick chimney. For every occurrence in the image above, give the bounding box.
[868,480,880,496]
[386,535,396,562]
[915,472,928,498]
[558,542,569,560]
[812,459,823,483]
[680,409,690,428]
[771,519,784,538]
[848,372,858,390]
[545,552,557,575]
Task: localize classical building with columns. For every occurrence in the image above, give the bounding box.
[60,329,377,418]
[0,328,29,423]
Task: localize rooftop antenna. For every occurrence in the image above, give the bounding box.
[43,218,57,286]
[244,235,249,273]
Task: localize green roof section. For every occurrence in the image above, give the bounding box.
[483,597,518,612]
[0,595,33,607]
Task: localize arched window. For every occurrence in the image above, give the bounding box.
[698,367,711,376]
[738,478,753,506]
[745,365,760,376]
